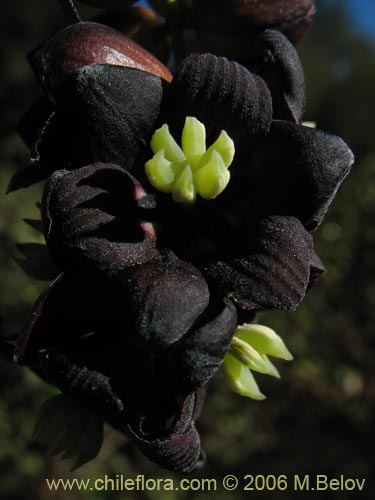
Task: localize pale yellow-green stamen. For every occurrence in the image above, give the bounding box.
[145,117,235,203]
[222,324,294,400]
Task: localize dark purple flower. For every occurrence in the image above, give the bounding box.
[13,23,353,472]
[15,257,236,472]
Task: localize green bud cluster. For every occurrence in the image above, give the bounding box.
[145,116,235,203]
[222,324,293,400]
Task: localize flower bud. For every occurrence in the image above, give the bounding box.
[29,21,172,98]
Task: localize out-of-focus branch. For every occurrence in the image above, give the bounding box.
[57,0,82,23]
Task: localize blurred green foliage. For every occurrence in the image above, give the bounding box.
[0,1,374,499]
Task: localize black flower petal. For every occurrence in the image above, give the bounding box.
[41,347,204,472]
[36,343,204,473]
[253,29,306,123]
[124,393,204,473]
[32,64,164,172]
[14,268,116,366]
[200,215,313,311]
[43,163,158,271]
[172,298,237,394]
[63,64,164,170]
[38,349,125,419]
[14,266,176,413]
[259,120,354,229]
[29,21,172,98]
[12,23,354,474]
[114,251,210,351]
[43,350,205,473]
[219,119,353,226]
[163,53,272,145]
[15,263,207,473]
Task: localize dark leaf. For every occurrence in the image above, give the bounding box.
[0,322,15,362]
[15,272,64,364]
[34,394,104,470]
[23,219,44,233]
[6,165,48,193]
[70,417,104,470]
[308,252,326,288]
[13,257,59,281]
[16,242,49,261]
[33,394,87,441]
[14,243,59,281]
[14,242,59,281]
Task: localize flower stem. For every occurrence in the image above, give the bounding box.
[57,0,82,23]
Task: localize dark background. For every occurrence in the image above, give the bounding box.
[0,1,374,499]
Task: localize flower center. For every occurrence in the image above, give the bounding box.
[145,116,235,203]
